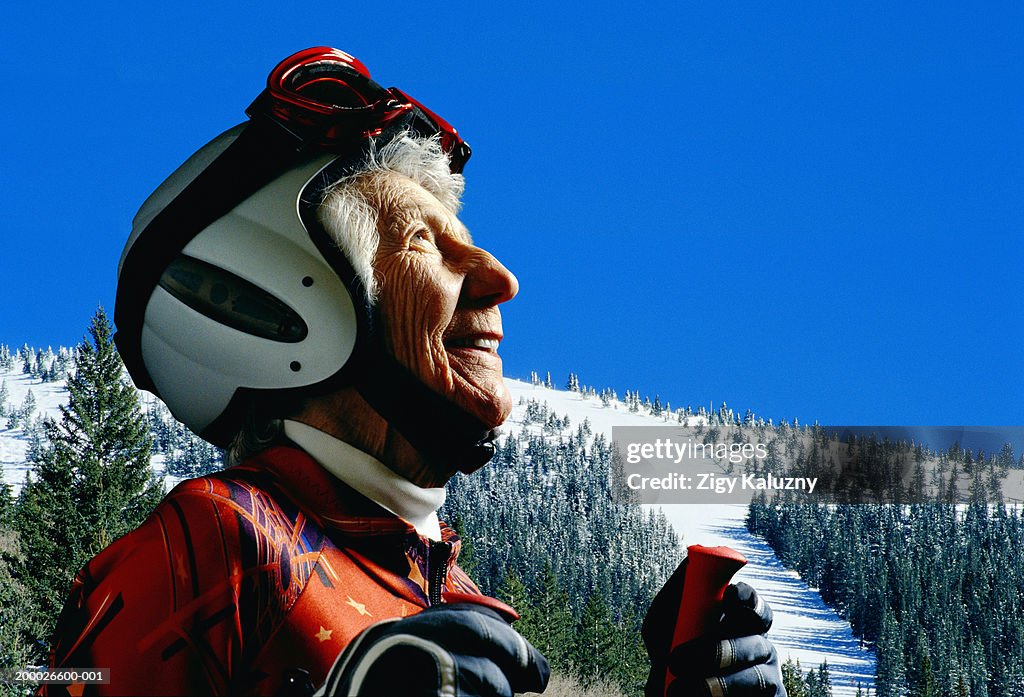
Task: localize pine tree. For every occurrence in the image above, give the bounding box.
[575,591,616,687]
[782,658,807,697]
[997,443,1015,474]
[0,380,8,418]
[566,372,580,392]
[810,660,832,697]
[20,344,34,375]
[449,515,478,579]
[0,519,37,687]
[497,569,531,620]
[608,606,648,696]
[14,308,164,649]
[0,481,12,524]
[915,647,937,697]
[34,349,49,380]
[21,389,37,421]
[873,602,905,695]
[529,561,574,669]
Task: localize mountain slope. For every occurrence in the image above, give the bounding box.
[0,362,71,493]
[504,379,876,696]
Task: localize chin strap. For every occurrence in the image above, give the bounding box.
[354,351,497,475]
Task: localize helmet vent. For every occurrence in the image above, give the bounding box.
[159,255,309,343]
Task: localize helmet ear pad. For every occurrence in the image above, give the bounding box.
[136,150,372,447]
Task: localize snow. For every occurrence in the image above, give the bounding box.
[505,378,876,696]
[0,364,70,494]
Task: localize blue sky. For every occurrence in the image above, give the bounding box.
[2,2,1021,426]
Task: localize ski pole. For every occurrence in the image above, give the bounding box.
[665,544,748,695]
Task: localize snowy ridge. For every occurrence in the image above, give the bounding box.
[505,378,876,696]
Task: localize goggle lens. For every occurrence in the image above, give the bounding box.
[248,47,470,172]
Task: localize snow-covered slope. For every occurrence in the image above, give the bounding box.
[0,364,69,493]
[505,379,876,696]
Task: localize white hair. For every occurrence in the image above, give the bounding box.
[318,131,465,302]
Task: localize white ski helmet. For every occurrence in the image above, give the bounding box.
[115,48,492,469]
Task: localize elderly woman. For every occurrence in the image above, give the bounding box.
[45,49,785,696]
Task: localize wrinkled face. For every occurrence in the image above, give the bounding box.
[363,171,518,429]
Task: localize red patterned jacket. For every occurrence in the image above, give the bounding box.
[44,445,507,696]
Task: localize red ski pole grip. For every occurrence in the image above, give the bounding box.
[672,544,747,647]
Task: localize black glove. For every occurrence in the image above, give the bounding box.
[643,560,787,697]
[314,603,550,697]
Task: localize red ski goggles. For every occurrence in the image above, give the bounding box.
[248,46,471,172]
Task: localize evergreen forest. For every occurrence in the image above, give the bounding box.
[749,488,1024,695]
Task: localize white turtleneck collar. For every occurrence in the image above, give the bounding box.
[283,420,445,541]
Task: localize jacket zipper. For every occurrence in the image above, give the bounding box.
[428,540,451,606]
